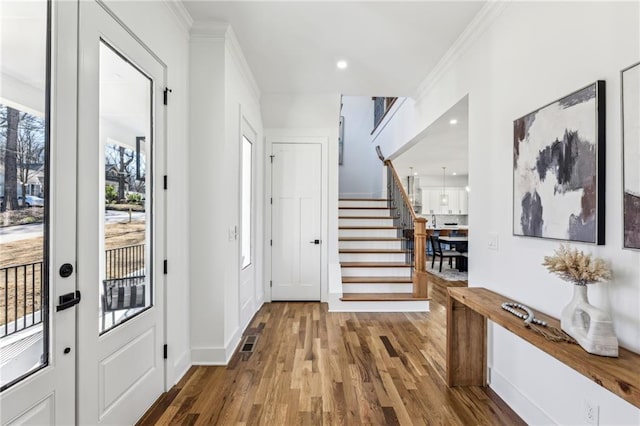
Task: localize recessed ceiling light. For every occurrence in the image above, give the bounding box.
[449,119,458,125]
[465,186,470,192]
[452,172,457,176]
[414,172,418,176]
[336,60,348,70]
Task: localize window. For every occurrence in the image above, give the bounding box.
[241,136,252,269]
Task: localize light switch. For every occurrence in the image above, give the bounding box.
[488,232,499,250]
[229,226,238,241]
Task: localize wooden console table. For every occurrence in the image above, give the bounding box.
[447,287,640,409]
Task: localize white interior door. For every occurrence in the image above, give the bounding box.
[271,143,322,300]
[239,119,256,328]
[0,1,76,423]
[76,2,165,424]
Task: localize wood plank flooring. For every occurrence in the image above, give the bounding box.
[138,299,524,425]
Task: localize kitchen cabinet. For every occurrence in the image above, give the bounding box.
[421,187,468,215]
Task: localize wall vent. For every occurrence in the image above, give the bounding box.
[240,335,258,353]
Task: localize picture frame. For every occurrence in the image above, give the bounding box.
[513,81,606,244]
[622,62,640,250]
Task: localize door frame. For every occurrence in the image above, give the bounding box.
[265,132,329,302]
[238,109,258,329]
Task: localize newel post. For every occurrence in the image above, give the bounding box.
[413,217,429,298]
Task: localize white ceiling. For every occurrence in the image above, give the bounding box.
[182,1,485,96]
[391,95,468,178]
[0,1,47,114]
[100,42,151,140]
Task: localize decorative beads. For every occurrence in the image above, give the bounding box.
[501,302,547,327]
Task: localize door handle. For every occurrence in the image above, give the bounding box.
[56,290,81,312]
[309,239,321,245]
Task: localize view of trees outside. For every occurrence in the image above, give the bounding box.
[104,142,146,206]
[0,104,46,213]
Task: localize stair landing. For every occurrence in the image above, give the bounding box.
[340,293,428,302]
[337,198,428,307]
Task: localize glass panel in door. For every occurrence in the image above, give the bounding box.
[0,0,49,390]
[99,41,152,333]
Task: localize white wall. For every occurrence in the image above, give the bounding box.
[339,96,383,198]
[223,30,264,347]
[103,0,192,388]
[377,2,640,424]
[188,22,264,365]
[262,93,341,297]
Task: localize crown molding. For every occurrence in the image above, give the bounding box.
[225,26,262,102]
[189,21,261,101]
[190,20,230,39]
[162,0,193,35]
[414,0,509,101]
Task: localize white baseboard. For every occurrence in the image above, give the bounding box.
[190,327,243,365]
[489,368,555,425]
[171,349,191,385]
[190,346,228,365]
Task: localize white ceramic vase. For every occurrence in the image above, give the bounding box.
[561,284,619,357]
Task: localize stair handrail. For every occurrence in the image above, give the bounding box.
[383,158,428,298]
[384,159,417,222]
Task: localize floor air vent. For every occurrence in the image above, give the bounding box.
[240,335,258,353]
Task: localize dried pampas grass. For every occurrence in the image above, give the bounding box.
[542,244,611,286]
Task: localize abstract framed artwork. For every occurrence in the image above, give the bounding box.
[513,81,606,244]
[622,63,640,250]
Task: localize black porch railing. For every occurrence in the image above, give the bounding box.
[105,243,145,280]
[1,261,44,338]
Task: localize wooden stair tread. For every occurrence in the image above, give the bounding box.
[340,293,428,301]
[340,262,411,268]
[338,216,394,219]
[339,198,388,201]
[339,206,395,210]
[339,237,404,241]
[342,276,413,283]
[339,226,399,230]
[339,249,407,254]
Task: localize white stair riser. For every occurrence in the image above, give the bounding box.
[339,209,392,217]
[338,240,404,250]
[339,218,395,227]
[339,253,407,263]
[341,284,413,293]
[339,200,388,208]
[341,267,411,277]
[339,228,398,238]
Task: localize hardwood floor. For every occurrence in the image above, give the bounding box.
[138,299,524,425]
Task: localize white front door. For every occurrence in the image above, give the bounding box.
[76,2,165,424]
[0,1,77,423]
[271,143,322,300]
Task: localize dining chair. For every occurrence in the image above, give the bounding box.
[430,235,461,273]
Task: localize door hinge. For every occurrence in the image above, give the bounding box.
[163,88,172,105]
[270,239,272,246]
[163,260,168,274]
[270,155,275,163]
[163,175,167,190]
[270,280,272,288]
[163,344,168,359]
[270,197,272,205]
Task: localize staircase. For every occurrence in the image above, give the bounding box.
[338,198,429,304]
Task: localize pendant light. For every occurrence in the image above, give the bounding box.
[440,166,449,206]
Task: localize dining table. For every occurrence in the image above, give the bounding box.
[438,236,468,271]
